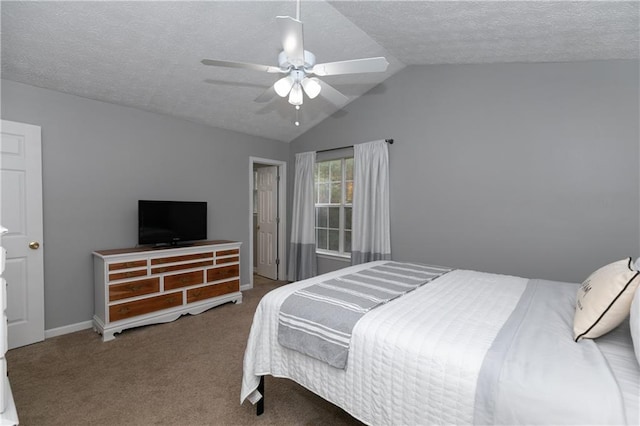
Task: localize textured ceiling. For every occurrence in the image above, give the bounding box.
[1,1,638,143]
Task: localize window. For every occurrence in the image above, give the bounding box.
[315,157,353,256]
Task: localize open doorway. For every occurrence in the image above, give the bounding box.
[249,157,287,288]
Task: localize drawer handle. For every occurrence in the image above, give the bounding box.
[192,290,202,298]
[166,297,176,305]
[127,285,141,292]
[117,306,130,314]
[125,262,136,268]
[179,277,190,284]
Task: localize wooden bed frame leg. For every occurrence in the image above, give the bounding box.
[256,376,264,416]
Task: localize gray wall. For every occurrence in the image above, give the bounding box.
[1,79,289,330]
[2,59,638,331]
[290,60,640,283]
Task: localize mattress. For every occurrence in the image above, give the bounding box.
[596,320,640,425]
[241,261,639,425]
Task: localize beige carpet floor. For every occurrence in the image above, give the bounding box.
[6,276,363,426]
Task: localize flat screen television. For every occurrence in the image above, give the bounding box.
[138,200,207,246]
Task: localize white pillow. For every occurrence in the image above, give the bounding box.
[631,286,640,365]
[573,258,640,341]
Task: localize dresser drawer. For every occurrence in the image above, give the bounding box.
[164,270,204,290]
[0,358,5,412]
[108,260,148,271]
[0,312,6,355]
[207,265,239,282]
[109,277,160,302]
[151,260,213,274]
[216,249,239,257]
[151,252,213,265]
[109,292,183,322]
[1,278,5,312]
[109,269,148,281]
[187,280,239,303]
[216,256,239,265]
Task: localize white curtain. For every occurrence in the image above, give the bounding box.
[288,151,317,281]
[351,140,391,265]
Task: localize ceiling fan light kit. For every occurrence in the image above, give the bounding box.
[301,77,321,99]
[201,0,389,123]
[288,83,304,106]
[274,75,295,97]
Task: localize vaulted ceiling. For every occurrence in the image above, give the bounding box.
[2,1,638,142]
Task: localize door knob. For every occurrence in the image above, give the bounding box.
[29,241,40,250]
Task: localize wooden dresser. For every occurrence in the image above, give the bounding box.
[93,240,242,341]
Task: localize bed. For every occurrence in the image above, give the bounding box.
[241,260,640,425]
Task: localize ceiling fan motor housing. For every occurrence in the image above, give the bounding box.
[278,50,316,72]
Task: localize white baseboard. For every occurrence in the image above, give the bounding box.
[45,320,93,339]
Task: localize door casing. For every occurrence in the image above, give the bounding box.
[249,157,287,286]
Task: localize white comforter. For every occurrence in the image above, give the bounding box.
[241,261,635,425]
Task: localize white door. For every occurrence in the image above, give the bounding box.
[256,166,278,280]
[1,120,44,349]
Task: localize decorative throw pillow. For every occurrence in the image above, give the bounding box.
[573,258,640,341]
[631,285,640,365]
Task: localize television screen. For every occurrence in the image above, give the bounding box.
[138,200,207,246]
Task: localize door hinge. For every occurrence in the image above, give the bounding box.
[276,175,281,182]
[275,258,280,266]
[276,217,280,224]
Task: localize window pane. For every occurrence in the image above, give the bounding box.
[328,207,339,229]
[317,229,328,250]
[345,157,353,181]
[344,230,351,253]
[318,183,330,203]
[317,161,330,183]
[330,160,341,181]
[316,206,328,227]
[345,181,353,204]
[330,182,341,204]
[328,230,339,251]
[314,156,355,256]
[344,207,352,230]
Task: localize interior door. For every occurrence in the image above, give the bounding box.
[256,166,278,280]
[1,120,45,349]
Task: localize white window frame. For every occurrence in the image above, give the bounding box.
[315,157,352,258]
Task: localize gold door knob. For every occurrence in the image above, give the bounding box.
[29,241,40,250]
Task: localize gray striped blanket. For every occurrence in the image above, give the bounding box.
[277,262,452,369]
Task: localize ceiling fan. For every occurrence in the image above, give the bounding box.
[201,0,389,115]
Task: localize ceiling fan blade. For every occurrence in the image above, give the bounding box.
[254,86,277,103]
[201,59,284,74]
[317,80,349,106]
[310,57,389,76]
[276,16,305,67]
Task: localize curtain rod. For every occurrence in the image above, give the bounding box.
[316,139,394,154]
